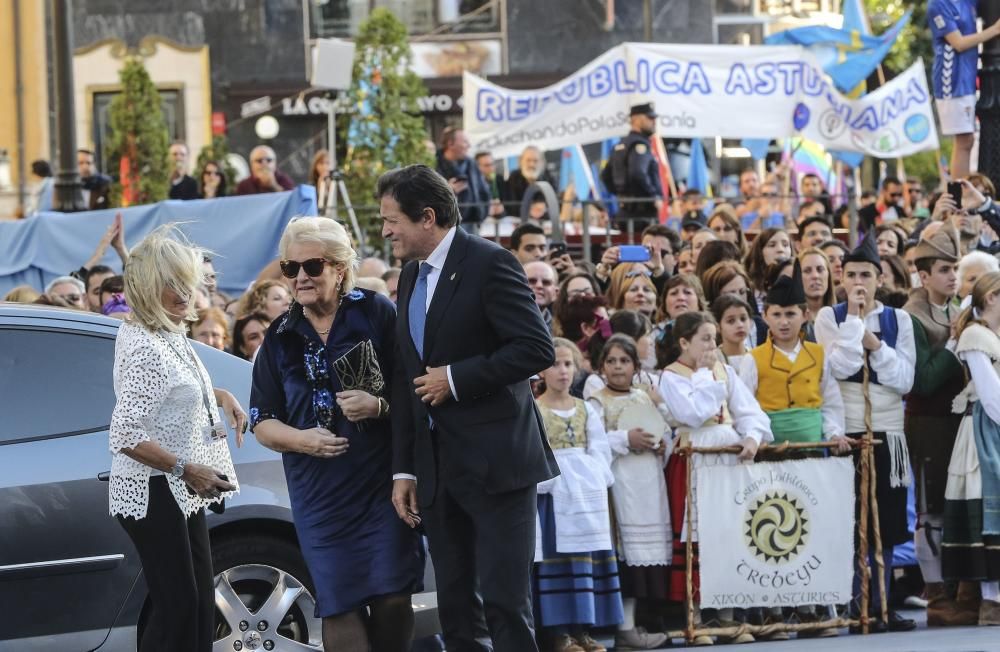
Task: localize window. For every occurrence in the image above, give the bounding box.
[0,329,117,444]
[309,0,499,39]
[91,90,186,178]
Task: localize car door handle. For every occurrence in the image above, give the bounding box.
[97,471,110,482]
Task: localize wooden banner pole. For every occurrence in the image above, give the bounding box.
[685,451,695,644]
[868,435,890,626]
[858,352,874,633]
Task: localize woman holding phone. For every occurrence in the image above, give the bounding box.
[109,225,245,652]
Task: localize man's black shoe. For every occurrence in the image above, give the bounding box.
[887,610,916,632]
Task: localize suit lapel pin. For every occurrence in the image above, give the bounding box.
[450,273,456,281]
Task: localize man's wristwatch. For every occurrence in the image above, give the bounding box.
[377,397,390,418]
[170,457,187,479]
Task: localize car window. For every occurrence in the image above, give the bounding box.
[0,328,116,443]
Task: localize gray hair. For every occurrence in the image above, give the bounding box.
[958,250,1000,279]
[45,276,85,295]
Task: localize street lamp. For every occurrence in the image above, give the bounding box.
[50,0,85,212]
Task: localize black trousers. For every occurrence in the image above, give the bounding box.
[422,472,539,652]
[117,476,215,652]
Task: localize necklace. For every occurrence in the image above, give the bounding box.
[304,306,335,336]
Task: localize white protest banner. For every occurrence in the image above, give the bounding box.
[696,457,855,609]
[464,43,937,159]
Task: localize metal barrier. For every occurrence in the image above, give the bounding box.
[346,189,862,265]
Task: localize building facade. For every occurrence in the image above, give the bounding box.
[0,0,837,216]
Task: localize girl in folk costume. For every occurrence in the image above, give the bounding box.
[533,338,623,652]
[943,271,1000,626]
[658,312,773,645]
[588,334,671,650]
[710,294,754,370]
[813,233,917,632]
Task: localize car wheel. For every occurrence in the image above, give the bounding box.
[211,535,323,651]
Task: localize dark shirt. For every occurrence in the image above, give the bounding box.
[600,130,662,219]
[81,174,112,211]
[501,169,557,216]
[436,152,491,224]
[235,170,295,195]
[169,175,200,200]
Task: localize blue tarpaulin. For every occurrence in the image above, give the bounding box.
[0,187,317,298]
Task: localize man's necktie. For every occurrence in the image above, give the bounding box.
[408,262,432,359]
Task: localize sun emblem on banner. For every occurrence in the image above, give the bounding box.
[744,492,809,564]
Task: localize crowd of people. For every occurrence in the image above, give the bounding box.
[9,162,1000,650]
[13,105,1000,652]
[499,168,1000,649]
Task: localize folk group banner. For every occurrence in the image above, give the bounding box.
[463,43,937,159]
[696,457,855,609]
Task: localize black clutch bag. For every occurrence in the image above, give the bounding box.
[332,339,386,397]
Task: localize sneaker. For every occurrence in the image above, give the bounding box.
[572,633,606,652]
[691,634,714,646]
[614,626,669,650]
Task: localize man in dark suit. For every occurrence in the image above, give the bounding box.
[77,149,111,210]
[380,164,558,652]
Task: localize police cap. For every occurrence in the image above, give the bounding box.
[630,103,657,118]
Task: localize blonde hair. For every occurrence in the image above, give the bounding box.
[956,271,1000,339]
[552,336,583,369]
[278,216,358,296]
[237,279,288,317]
[4,285,41,303]
[607,264,656,311]
[189,307,232,348]
[124,224,207,333]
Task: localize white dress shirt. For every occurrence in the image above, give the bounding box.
[737,340,847,438]
[394,227,459,483]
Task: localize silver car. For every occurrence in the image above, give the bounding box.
[0,304,438,651]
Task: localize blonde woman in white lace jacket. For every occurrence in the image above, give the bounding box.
[109,225,246,652]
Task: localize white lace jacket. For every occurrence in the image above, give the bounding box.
[109,321,238,519]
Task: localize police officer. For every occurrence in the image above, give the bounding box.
[601,103,664,231]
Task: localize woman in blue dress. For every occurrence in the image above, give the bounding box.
[250,217,423,652]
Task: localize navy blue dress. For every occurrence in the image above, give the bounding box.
[249,289,424,617]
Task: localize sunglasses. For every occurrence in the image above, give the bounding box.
[204,169,221,176]
[279,258,334,278]
[625,268,653,278]
[58,294,83,303]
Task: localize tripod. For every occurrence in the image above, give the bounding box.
[323,91,367,250]
[321,168,366,250]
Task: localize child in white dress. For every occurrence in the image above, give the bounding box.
[658,311,773,644]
